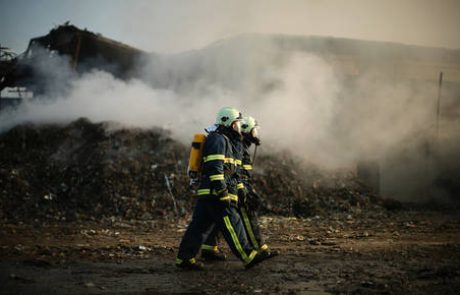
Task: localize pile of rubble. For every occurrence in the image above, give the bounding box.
[253,154,383,217]
[0,118,387,222]
[0,118,191,222]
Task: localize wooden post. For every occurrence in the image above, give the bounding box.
[436,71,443,139]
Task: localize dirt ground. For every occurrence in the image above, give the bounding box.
[1,210,459,295]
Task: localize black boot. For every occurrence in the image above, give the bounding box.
[244,252,269,270]
[201,249,227,261]
[176,258,205,271]
[260,249,280,259]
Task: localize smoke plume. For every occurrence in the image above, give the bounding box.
[1,34,459,202]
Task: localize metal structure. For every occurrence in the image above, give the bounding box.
[0,23,145,95]
[0,45,22,109]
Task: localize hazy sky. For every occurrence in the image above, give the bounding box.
[1,0,460,54]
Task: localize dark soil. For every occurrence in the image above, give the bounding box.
[1,211,459,294]
[1,119,459,294]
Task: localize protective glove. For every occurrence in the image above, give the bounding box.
[189,177,200,192]
[188,171,200,192]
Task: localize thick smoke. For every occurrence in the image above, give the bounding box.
[1,34,459,202]
[0,69,239,140]
[120,0,460,52]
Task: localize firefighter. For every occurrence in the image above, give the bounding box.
[176,107,269,270]
[196,124,227,262]
[199,120,245,262]
[239,115,278,257]
[200,116,279,260]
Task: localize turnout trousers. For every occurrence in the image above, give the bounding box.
[238,184,265,249]
[177,198,257,265]
[203,187,265,251]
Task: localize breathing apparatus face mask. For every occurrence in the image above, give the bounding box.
[251,127,259,139]
[232,120,242,134]
[252,127,261,145]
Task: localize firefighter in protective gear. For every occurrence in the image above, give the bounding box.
[199,118,245,261]
[239,116,278,257]
[200,115,278,260]
[200,125,226,262]
[201,124,227,261]
[176,107,269,270]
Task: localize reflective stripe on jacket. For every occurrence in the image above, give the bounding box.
[241,139,253,180]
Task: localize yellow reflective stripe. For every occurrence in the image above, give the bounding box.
[201,244,219,252]
[197,189,211,195]
[260,244,269,251]
[189,258,196,264]
[209,174,225,181]
[241,207,259,249]
[247,250,257,264]
[229,193,238,200]
[243,164,253,170]
[237,183,244,189]
[203,154,225,162]
[203,156,240,165]
[224,157,235,164]
[223,216,249,263]
[220,194,238,202]
[198,189,220,196]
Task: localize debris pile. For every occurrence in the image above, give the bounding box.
[0,118,190,222]
[253,154,382,217]
[0,118,386,222]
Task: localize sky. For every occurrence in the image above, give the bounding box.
[1,0,460,54]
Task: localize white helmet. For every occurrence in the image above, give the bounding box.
[215,107,243,127]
